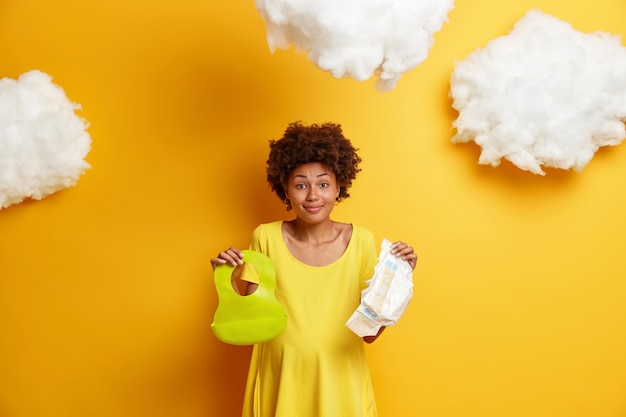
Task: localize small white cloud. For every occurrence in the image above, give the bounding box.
[0,70,91,209]
[255,0,454,91]
[450,9,626,175]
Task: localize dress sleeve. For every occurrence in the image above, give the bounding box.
[248,224,266,253]
[358,227,378,290]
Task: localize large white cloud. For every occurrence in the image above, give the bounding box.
[0,70,91,209]
[255,0,454,91]
[450,9,626,175]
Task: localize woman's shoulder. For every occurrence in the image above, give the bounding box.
[345,223,376,248]
[349,223,374,238]
[251,220,283,239]
[253,220,283,231]
[249,221,284,252]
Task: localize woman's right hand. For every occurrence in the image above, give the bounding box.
[210,247,244,270]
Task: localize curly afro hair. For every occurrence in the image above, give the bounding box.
[266,121,362,209]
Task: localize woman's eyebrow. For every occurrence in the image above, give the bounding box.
[293,172,330,179]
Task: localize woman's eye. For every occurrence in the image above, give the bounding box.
[320,183,329,188]
[295,184,306,189]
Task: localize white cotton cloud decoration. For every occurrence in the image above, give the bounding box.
[0,70,91,209]
[255,0,454,91]
[450,9,626,175]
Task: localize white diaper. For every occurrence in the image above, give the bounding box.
[346,239,414,337]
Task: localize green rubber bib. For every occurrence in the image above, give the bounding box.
[211,250,287,345]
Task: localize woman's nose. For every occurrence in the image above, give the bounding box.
[306,189,319,201]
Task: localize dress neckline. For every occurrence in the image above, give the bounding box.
[278,220,354,268]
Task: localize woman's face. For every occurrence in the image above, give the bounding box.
[285,162,340,223]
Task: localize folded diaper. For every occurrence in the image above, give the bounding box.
[346,239,414,337]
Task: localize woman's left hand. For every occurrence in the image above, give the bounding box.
[390,241,418,270]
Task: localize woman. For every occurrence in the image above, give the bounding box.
[211,121,417,417]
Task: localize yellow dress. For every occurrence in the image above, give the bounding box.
[242,221,379,417]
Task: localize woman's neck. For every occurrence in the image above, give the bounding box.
[281,218,352,267]
[285,218,339,244]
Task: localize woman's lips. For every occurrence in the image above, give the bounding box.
[304,205,323,213]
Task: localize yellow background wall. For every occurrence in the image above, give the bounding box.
[1,0,625,416]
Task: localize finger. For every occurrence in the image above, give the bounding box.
[389,241,406,254]
[221,248,244,266]
[390,241,418,269]
[225,247,243,258]
[391,243,413,257]
[405,253,418,270]
[210,258,227,270]
[226,248,245,264]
